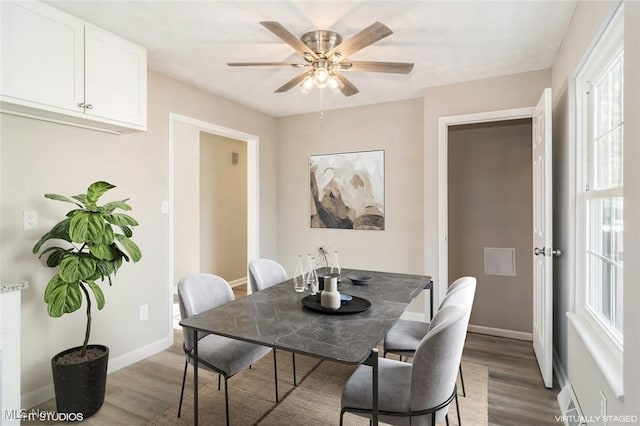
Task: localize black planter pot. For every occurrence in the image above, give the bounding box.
[51,344,109,419]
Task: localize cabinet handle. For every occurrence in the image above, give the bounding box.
[85,104,93,110]
[77,102,86,108]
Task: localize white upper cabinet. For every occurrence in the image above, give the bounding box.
[84,25,147,127]
[0,1,147,133]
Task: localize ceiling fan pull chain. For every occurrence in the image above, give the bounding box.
[320,88,324,120]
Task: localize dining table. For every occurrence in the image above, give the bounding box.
[179,268,432,425]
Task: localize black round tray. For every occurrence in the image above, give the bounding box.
[301,295,371,315]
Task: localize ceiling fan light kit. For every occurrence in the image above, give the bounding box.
[228,21,414,97]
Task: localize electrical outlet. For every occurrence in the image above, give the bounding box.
[160,200,169,215]
[600,390,607,418]
[139,304,149,321]
[23,211,38,230]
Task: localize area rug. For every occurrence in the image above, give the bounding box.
[147,350,487,426]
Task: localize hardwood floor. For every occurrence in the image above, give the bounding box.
[462,333,560,425]
[26,284,560,425]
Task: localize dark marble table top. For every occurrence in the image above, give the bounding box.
[180,268,430,364]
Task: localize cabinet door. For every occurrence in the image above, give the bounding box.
[84,25,147,128]
[1,1,84,112]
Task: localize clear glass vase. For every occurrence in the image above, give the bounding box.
[294,254,305,292]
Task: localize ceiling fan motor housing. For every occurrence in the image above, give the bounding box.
[301,30,342,57]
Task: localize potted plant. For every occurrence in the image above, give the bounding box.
[32,181,142,418]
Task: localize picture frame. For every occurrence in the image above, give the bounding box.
[309,150,385,230]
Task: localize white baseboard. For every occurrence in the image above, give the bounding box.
[229,277,247,288]
[468,324,533,341]
[553,348,568,390]
[21,335,172,410]
[21,384,55,414]
[107,335,172,373]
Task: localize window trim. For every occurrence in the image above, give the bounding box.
[572,2,624,398]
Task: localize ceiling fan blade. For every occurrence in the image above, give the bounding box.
[341,60,414,74]
[275,72,309,93]
[260,21,319,60]
[332,72,359,97]
[228,62,305,68]
[326,22,393,60]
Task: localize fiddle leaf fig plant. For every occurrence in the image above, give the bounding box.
[33,181,142,357]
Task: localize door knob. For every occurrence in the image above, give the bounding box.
[534,247,562,256]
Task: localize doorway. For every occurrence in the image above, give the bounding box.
[436,107,535,337]
[168,113,259,341]
[448,119,534,339]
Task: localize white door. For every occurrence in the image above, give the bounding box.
[532,88,554,388]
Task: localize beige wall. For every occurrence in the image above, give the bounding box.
[277,98,425,287]
[448,119,533,333]
[199,133,247,281]
[552,0,640,420]
[423,69,551,304]
[0,69,278,406]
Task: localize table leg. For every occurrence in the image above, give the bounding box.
[364,348,379,424]
[193,329,199,426]
[429,286,434,321]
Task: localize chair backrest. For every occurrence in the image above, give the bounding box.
[248,258,287,293]
[178,274,234,352]
[441,278,476,312]
[410,304,468,415]
[446,276,476,296]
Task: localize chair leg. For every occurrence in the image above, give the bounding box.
[177,357,188,417]
[445,413,450,426]
[455,391,462,426]
[224,376,230,426]
[273,349,279,402]
[459,363,467,397]
[339,409,344,426]
[218,374,221,391]
[292,352,297,386]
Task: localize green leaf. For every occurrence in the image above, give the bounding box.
[89,243,115,260]
[101,199,131,213]
[86,181,115,205]
[45,193,83,207]
[72,194,89,206]
[38,246,70,267]
[87,281,105,310]
[59,254,96,283]
[66,209,84,218]
[115,234,142,262]
[100,224,115,245]
[118,225,133,238]
[44,276,82,317]
[69,211,104,243]
[105,213,139,227]
[32,218,71,254]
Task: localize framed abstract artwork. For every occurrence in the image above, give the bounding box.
[309,150,385,230]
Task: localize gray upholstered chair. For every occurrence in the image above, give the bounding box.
[177,274,274,426]
[248,258,288,293]
[248,258,298,386]
[340,304,469,426]
[384,276,476,398]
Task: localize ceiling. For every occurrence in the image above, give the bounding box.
[47,1,577,117]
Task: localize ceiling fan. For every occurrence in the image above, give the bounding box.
[228,21,414,97]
